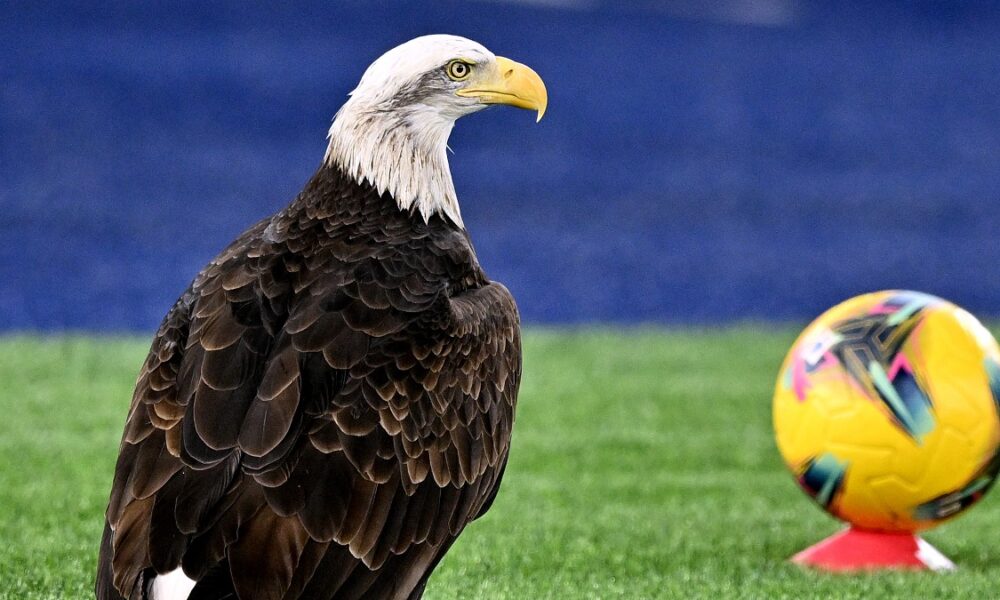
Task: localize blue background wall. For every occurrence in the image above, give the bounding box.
[3,1,1000,330]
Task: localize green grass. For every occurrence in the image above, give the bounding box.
[2,328,1000,599]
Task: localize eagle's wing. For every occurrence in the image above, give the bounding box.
[98,237,521,600]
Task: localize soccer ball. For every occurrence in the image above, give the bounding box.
[773,290,1000,532]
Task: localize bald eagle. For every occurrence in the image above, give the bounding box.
[96,35,547,600]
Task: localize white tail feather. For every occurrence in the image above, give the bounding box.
[150,568,197,600]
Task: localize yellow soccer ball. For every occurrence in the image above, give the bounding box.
[773,290,1000,532]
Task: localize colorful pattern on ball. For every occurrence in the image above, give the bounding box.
[797,453,848,509]
[773,290,1000,532]
[787,291,937,443]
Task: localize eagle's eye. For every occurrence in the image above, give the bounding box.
[446,60,472,81]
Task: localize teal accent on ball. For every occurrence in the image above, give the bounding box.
[868,360,935,443]
[809,453,849,508]
[986,358,1000,411]
[885,293,938,326]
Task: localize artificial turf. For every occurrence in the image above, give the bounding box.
[2,329,999,599]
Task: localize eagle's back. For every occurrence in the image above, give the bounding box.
[97,165,521,600]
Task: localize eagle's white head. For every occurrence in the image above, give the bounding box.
[324,35,547,228]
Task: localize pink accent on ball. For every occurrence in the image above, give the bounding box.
[888,352,913,381]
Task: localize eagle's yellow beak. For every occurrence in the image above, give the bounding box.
[457,56,548,122]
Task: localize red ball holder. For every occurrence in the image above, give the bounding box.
[791,526,956,572]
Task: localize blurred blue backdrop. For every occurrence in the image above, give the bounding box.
[3,0,1000,330]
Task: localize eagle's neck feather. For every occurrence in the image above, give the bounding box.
[324,99,464,228]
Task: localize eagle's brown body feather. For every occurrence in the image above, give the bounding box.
[96,164,521,599]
